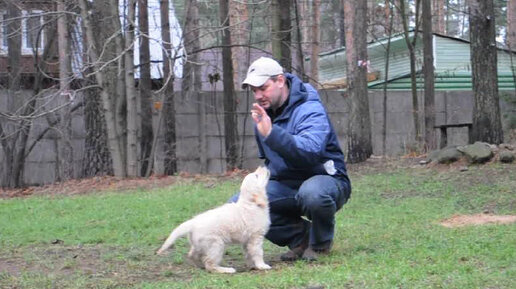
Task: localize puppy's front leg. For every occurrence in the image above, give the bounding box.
[244,235,271,270]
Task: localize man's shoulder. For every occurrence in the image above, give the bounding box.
[291,100,328,119]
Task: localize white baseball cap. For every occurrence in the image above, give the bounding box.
[241,57,284,89]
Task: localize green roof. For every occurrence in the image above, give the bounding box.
[368,73,515,91]
[317,31,516,91]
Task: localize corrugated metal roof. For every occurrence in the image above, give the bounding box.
[368,73,515,90]
[317,31,516,91]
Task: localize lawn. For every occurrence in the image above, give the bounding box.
[1,159,515,289]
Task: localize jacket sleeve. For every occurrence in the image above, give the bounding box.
[263,103,330,167]
[255,127,266,159]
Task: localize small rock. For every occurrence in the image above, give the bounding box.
[460,142,493,164]
[499,143,514,151]
[499,150,515,163]
[437,147,462,164]
[427,150,441,163]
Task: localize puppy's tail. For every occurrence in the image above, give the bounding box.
[156,219,193,255]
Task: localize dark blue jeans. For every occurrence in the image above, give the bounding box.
[229,175,351,250]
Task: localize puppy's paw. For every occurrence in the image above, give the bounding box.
[222,267,237,274]
[208,266,236,274]
[156,249,167,255]
[255,263,271,270]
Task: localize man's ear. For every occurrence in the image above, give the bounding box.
[277,74,286,88]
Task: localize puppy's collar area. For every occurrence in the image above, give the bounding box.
[238,193,268,209]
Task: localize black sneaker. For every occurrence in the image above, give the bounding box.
[280,235,309,261]
[301,247,330,262]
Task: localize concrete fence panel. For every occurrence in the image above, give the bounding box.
[1,89,515,186]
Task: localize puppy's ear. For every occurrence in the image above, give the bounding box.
[252,192,267,208]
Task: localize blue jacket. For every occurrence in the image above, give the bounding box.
[256,73,349,183]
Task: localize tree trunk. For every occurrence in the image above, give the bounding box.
[182,0,205,172]
[468,0,503,144]
[229,1,249,88]
[220,0,239,170]
[344,0,372,163]
[138,0,154,176]
[110,1,128,174]
[80,2,112,178]
[460,0,467,38]
[384,0,391,26]
[181,0,201,88]
[508,0,516,95]
[399,0,422,144]
[340,0,346,47]
[124,0,139,177]
[382,1,394,155]
[79,0,126,177]
[311,0,320,86]
[57,0,70,110]
[423,0,437,151]
[18,21,58,187]
[57,0,74,181]
[271,0,291,71]
[508,0,516,50]
[83,84,114,177]
[392,0,404,33]
[6,3,21,92]
[271,0,281,61]
[294,0,307,82]
[1,5,59,187]
[280,0,291,71]
[299,0,310,55]
[160,0,178,175]
[0,3,22,187]
[432,0,446,34]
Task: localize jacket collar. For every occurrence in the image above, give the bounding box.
[267,73,308,122]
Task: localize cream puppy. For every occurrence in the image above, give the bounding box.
[156,166,271,274]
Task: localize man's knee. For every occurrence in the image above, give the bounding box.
[297,181,329,211]
[296,175,344,211]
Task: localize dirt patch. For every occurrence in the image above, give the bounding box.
[0,156,512,200]
[0,169,249,199]
[0,244,283,286]
[440,214,516,228]
[0,244,192,285]
[0,157,439,200]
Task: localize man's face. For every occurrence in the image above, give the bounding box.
[250,76,285,111]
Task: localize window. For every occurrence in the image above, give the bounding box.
[22,10,44,54]
[0,11,7,53]
[0,10,45,55]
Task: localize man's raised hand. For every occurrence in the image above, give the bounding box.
[251,103,272,137]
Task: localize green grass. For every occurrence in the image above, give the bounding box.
[1,163,515,289]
